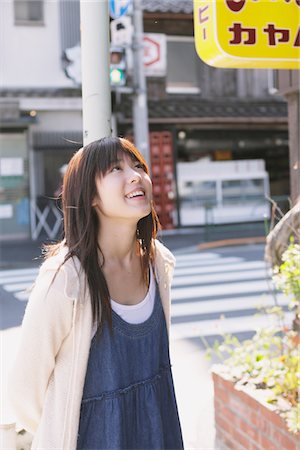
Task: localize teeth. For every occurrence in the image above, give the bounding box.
[126,190,144,199]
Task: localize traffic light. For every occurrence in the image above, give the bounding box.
[110,46,126,87]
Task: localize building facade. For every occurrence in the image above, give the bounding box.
[0,0,289,240]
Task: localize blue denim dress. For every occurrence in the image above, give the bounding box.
[77,284,183,450]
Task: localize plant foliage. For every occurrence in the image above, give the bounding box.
[207,241,300,434]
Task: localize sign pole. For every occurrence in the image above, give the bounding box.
[132,0,150,166]
[80,0,111,145]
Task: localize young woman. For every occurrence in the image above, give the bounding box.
[9,137,183,450]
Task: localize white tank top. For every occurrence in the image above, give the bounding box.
[110,266,155,324]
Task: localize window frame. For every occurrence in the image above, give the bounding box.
[166,35,201,95]
[14,0,44,26]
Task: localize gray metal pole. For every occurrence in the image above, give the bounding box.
[80,0,111,145]
[132,0,150,166]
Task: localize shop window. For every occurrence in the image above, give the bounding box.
[181,180,217,208]
[14,0,44,25]
[0,133,30,240]
[166,36,200,94]
[222,179,265,205]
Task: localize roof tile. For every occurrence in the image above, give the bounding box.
[143,0,193,14]
[118,96,288,121]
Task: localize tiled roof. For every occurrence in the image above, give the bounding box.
[0,90,287,123]
[143,0,193,14]
[0,88,82,98]
[118,97,288,122]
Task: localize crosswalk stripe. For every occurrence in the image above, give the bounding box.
[14,291,31,301]
[174,256,243,268]
[172,279,273,300]
[0,274,38,284]
[172,268,272,287]
[0,269,37,301]
[0,268,38,279]
[174,260,267,276]
[174,252,221,261]
[170,312,293,340]
[171,293,288,317]
[3,282,34,292]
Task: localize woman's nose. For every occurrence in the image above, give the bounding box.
[128,167,142,183]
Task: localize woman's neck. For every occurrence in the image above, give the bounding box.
[97,221,139,267]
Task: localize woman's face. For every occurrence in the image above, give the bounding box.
[93,152,152,223]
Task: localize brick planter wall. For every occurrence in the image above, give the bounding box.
[212,370,299,450]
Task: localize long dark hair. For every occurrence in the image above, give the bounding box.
[45,137,160,331]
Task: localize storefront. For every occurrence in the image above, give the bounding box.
[118,97,289,228]
[29,130,82,240]
[0,132,30,240]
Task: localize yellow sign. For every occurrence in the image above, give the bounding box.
[193,0,300,68]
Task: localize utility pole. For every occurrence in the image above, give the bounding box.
[132,0,150,166]
[80,0,111,145]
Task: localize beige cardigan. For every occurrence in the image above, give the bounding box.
[8,240,176,450]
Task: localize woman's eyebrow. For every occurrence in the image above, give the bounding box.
[111,158,123,164]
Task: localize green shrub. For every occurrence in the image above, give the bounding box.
[273,239,300,331]
[206,242,300,434]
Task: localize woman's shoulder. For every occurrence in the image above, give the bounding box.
[40,243,79,270]
[37,243,83,301]
[154,239,176,267]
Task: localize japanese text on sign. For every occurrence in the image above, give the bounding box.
[193,0,300,68]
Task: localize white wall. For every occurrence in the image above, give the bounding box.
[0,1,74,88]
[32,110,83,131]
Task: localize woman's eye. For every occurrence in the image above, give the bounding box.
[111,165,121,172]
[134,163,144,170]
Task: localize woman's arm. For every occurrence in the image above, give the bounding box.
[8,265,76,435]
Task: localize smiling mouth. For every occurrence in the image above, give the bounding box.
[125,190,145,199]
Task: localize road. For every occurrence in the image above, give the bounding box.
[1,243,289,334]
[0,243,291,449]
[171,243,290,344]
[168,243,290,449]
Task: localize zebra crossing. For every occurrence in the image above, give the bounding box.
[0,248,292,339]
[170,249,292,341]
[0,267,38,301]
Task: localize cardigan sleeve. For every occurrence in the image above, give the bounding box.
[154,239,176,282]
[8,264,77,435]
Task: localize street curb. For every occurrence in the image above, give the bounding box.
[197,236,266,250]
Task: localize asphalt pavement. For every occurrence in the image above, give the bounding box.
[0,221,266,269]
